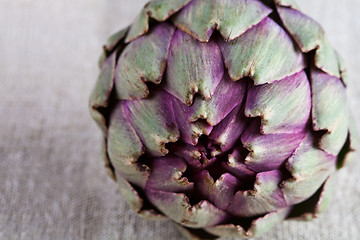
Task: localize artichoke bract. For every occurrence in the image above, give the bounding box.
[90,0,358,238]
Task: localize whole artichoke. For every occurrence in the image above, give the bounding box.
[90,0,358,238]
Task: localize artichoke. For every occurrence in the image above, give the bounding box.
[90,0,358,239]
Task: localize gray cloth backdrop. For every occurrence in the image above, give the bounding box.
[1,0,359,239]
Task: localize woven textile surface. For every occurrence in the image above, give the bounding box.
[0,0,359,239]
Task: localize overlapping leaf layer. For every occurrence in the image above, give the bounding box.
[90,0,358,239]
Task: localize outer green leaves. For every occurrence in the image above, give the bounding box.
[146,0,193,21]
[228,170,287,217]
[219,17,306,85]
[165,29,224,105]
[115,23,175,100]
[108,103,144,162]
[104,27,129,53]
[245,71,311,134]
[124,89,180,157]
[173,0,272,42]
[107,103,149,187]
[314,175,335,216]
[337,115,360,168]
[274,0,300,10]
[115,171,167,220]
[336,51,349,85]
[89,53,116,133]
[281,133,336,205]
[311,69,348,155]
[146,190,228,228]
[99,27,128,68]
[125,8,149,44]
[204,208,290,238]
[277,5,341,78]
[287,174,336,221]
[125,0,192,42]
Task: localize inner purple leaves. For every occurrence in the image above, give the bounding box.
[122,77,298,219]
[171,71,246,146]
[108,11,329,224]
[241,120,306,172]
[209,104,248,152]
[228,170,287,218]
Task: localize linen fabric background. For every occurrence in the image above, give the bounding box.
[0,0,359,239]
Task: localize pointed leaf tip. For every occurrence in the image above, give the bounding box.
[124,89,180,157]
[204,208,290,238]
[277,6,341,78]
[146,190,229,228]
[311,69,348,155]
[245,71,311,134]
[90,53,116,133]
[337,115,359,168]
[108,102,149,187]
[282,133,336,205]
[116,23,175,100]
[219,17,306,85]
[145,0,193,22]
[173,0,272,42]
[125,0,192,43]
[228,170,287,218]
[146,156,194,193]
[165,29,224,106]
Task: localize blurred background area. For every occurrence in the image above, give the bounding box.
[0,0,359,239]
